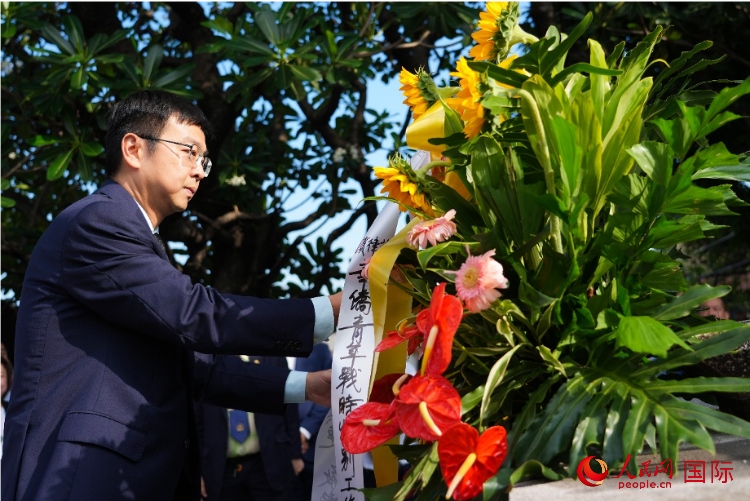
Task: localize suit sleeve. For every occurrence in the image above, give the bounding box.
[193,353,289,415]
[60,201,314,357]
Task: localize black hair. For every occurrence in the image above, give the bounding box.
[104,90,214,176]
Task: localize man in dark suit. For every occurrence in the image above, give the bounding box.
[198,356,303,501]
[293,343,334,501]
[2,90,341,501]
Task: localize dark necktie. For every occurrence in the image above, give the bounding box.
[229,410,251,443]
[153,232,166,252]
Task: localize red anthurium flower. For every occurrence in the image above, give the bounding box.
[438,423,508,501]
[370,373,413,404]
[418,283,463,376]
[375,314,427,355]
[395,374,462,442]
[341,402,401,454]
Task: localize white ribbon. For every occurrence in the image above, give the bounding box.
[312,151,431,500]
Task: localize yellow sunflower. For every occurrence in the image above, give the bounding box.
[399,67,441,120]
[446,57,485,139]
[469,2,537,63]
[373,156,434,216]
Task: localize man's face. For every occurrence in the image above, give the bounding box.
[140,116,208,220]
[699,298,729,320]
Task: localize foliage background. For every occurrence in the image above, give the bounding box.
[2,1,748,355]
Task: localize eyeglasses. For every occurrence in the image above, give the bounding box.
[139,136,212,177]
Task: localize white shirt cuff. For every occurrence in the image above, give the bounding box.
[300,427,311,440]
[284,370,308,404]
[311,296,335,344]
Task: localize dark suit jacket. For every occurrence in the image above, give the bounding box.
[197,356,302,501]
[295,343,333,466]
[2,180,315,501]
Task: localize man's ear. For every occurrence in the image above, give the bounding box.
[121,132,144,170]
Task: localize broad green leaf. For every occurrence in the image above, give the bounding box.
[621,394,653,465]
[596,77,652,215]
[416,241,478,270]
[537,345,566,376]
[41,22,75,56]
[80,142,104,157]
[675,319,743,340]
[648,377,750,394]
[627,142,672,186]
[653,283,730,321]
[704,76,750,126]
[569,382,612,467]
[663,184,736,216]
[691,164,750,183]
[632,326,750,378]
[255,10,280,46]
[602,383,629,466]
[1,196,16,208]
[548,62,621,88]
[540,12,592,77]
[468,60,527,88]
[661,396,750,439]
[46,149,74,181]
[611,316,689,358]
[152,65,195,88]
[288,63,322,82]
[461,385,485,416]
[514,376,593,464]
[653,402,714,463]
[508,460,566,484]
[481,345,523,425]
[361,482,403,501]
[143,44,163,83]
[29,135,59,147]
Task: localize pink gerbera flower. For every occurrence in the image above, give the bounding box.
[447,247,508,313]
[407,209,457,249]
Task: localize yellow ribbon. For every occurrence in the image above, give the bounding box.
[405,102,447,155]
[367,216,420,487]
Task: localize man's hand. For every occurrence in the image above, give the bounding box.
[305,369,331,407]
[292,458,305,475]
[300,433,309,455]
[329,291,342,328]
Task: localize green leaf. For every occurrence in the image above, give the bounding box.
[361,482,403,501]
[41,22,75,56]
[648,377,750,394]
[514,376,593,464]
[621,393,653,463]
[704,76,750,126]
[633,326,750,378]
[691,164,750,183]
[481,345,523,426]
[537,345,566,377]
[653,400,714,463]
[461,385,485,416]
[143,44,163,83]
[508,460,566,484]
[416,241,478,270]
[548,62,622,88]
[611,316,689,358]
[288,63,322,82]
[1,196,16,208]
[467,60,527,88]
[661,396,750,439]
[255,10,280,46]
[152,65,195,88]
[653,284,730,321]
[540,12,592,77]
[46,149,74,181]
[80,142,104,157]
[628,142,673,185]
